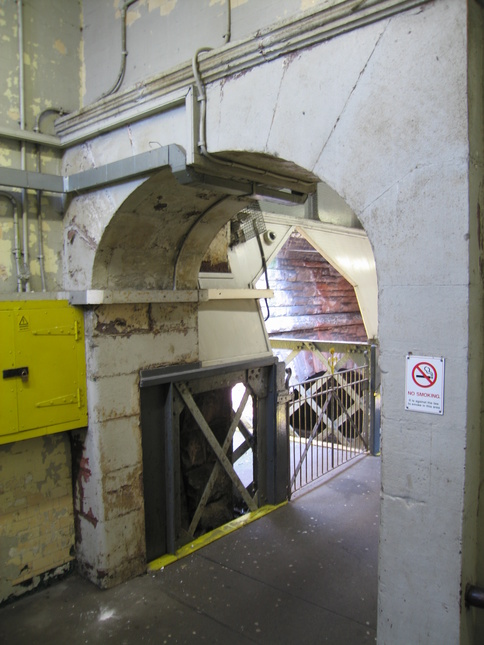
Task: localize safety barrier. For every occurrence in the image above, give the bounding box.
[270,339,378,494]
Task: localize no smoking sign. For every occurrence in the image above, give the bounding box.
[405,355,445,415]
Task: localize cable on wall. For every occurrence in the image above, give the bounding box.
[223,0,232,44]
[17,0,30,291]
[100,0,139,99]
[172,194,230,290]
[252,219,271,321]
[0,192,22,292]
[34,108,67,292]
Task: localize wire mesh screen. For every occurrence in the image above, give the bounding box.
[230,205,267,247]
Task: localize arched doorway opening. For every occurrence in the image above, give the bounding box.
[212,184,380,497]
[72,151,379,584]
[81,152,318,569]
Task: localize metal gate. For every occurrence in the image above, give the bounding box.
[271,340,378,494]
[139,357,289,561]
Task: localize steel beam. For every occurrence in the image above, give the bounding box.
[175,382,257,512]
[188,386,251,536]
[140,356,276,388]
[164,383,177,554]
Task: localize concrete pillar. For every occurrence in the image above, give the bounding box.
[72,303,198,587]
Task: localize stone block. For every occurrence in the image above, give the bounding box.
[76,510,146,589]
[85,315,198,379]
[97,416,143,473]
[86,373,140,423]
[102,464,144,522]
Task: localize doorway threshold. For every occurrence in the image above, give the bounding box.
[147,501,287,571]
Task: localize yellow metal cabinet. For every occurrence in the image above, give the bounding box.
[0,300,88,445]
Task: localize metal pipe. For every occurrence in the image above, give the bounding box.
[35,190,46,291]
[0,192,22,292]
[466,584,484,609]
[17,0,30,291]
[191,46,213,158]
[0,125,61,147]
[34,108,67,292]
[34,107,67,135]
[223,0,231,44]
[191,48,312,191]
[100,0,139,99]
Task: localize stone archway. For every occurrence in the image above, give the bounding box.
[91,167,249,291]
[69,150,322,587]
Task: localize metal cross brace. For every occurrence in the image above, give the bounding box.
[175,382,257,537]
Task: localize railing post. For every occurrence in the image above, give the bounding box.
[369,343,380,455]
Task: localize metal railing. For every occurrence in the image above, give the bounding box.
[289,366,368,492]
[270,339,378,494]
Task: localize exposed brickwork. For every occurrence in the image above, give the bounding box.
[0,435,75,604]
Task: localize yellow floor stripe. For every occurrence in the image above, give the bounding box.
[147,501,288,571]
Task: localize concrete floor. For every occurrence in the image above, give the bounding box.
[0,455,380,645]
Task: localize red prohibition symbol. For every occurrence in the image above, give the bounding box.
[412,362,437,388]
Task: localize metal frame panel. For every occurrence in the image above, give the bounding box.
[140,357,288,560]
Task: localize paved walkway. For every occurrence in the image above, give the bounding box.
[0,455,380,645]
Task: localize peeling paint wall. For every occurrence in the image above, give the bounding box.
[0,0,81,294]
[0,0,82,604]
[0,434,75,604]
[73,302,198,587]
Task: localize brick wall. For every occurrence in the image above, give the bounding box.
[0,434,75,604]
[262,231,367,342]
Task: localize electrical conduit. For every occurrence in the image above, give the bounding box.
[17,0,30,291]
[34,108,67,292]
[100,0,139,99]
[0,192,22,292]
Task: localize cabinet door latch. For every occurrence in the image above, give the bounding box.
[3,367,29,382]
